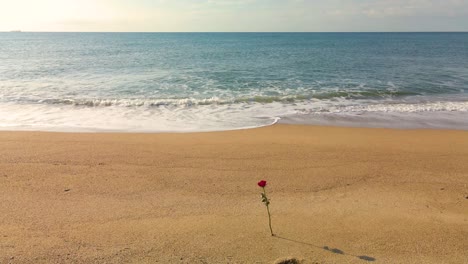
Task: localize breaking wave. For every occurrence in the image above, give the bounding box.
[10,90,436,108]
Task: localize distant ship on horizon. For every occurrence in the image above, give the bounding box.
[10,30,22,32]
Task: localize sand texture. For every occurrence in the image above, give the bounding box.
[0,125,467,263]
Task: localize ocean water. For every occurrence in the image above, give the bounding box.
[0,32,467,132]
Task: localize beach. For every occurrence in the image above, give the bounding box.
[0,124,467,263]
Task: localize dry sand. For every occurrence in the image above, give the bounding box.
[0,124,467,263]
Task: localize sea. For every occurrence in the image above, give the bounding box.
[1,32,467,132]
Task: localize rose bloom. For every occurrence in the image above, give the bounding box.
[258,180,267,188]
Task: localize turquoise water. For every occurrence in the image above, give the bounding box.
[1,32,467,131]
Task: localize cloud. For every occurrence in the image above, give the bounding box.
[357,0,468,18]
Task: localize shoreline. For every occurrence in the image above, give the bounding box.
[2,120,468,134]
[1,95,467,133]
[1,124,467,263]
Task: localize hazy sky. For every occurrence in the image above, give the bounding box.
[1,0,467,32]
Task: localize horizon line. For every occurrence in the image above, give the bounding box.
[2,30,468,33]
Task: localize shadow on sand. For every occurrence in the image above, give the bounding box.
[274,236,376,262]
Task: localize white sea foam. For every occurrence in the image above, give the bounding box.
[0,102,288,132]
[1,98,467,132]
[295,100,468,114]
[282,99,468,130]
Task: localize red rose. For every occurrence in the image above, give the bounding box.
[258,180,267,188]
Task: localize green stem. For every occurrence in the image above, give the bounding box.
[263,187,274,236]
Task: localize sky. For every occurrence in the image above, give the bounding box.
[0,0,467,32]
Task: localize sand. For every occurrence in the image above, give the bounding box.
[0,124,467,263]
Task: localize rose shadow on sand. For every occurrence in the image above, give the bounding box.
[274,236,376,262]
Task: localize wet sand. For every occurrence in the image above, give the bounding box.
[0,124,467,263]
